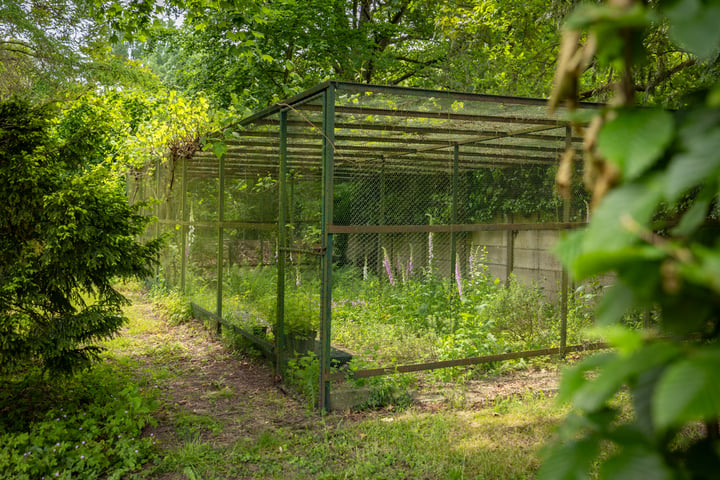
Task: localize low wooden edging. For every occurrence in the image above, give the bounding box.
[190,303,275,359]
[328,342,607,382]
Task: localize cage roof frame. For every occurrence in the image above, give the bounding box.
[202,81,599,177]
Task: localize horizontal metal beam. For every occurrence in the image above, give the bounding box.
[300,104,565,126]
[328,222,586,234]
[156,219,277,230]
[245,119,585,143]
[328,342,606,381]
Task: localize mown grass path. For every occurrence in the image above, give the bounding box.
[112,289,566,479]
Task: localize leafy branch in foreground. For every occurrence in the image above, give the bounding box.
[539,0,720,478]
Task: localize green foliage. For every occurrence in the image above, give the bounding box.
[540,1,720,478]
[0,365,158,480]
[468,165,563,222]
[0,0,163,100]
[483,275,554,348]
[137,0,574,110]
[286,353,321,412]
[0,98,161,374]
[148,283,193,325]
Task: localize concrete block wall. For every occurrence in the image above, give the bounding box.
[471,227,565,295]
[341,226,575,298]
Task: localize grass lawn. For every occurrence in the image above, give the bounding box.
[0,284,569,479]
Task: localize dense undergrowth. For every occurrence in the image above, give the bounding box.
[155,251,614,410]
[182,249,603,376]
[0,364,158,479]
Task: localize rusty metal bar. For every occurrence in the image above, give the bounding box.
[191,303,274,359]
[155,219,277,230]
[328,342,608,382]
[302,104,565,126]
[245,119,584,142]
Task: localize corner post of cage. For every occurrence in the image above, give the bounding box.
[319,86,335,412]
[560,124,572,356]
[180,156,188,294]
[216,151,225,334]
[451,144,459,283]
[276,110,289,377]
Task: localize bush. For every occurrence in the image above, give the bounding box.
[0,98,161,374]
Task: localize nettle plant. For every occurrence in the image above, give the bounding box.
[540,1,720,478]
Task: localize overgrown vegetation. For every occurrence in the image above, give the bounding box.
[4,0,720,477]
[0,364,159,479]
[197,251,601,389]
[0,291,568,479]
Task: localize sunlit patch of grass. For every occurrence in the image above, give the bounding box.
[142,341,189,362]
[152,391,565,479]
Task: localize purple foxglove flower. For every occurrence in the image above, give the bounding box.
[382,247,395,285]
[455,261,463,297]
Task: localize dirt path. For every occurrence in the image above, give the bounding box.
[117,294,312,452]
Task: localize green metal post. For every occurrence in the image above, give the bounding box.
[560,125,572,356]
[155,157,161,279]
[451,145,459,283]
[180,157,188,293]
[319,86,335,412]
[276,110,288,377]
[217,152,225,334]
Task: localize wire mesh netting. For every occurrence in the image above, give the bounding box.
[135,82,598,408]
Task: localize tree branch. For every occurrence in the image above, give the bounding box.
[579,58,698,100]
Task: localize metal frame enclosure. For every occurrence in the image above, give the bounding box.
[144,81,600,411]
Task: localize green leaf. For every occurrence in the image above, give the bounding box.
[537,437,600,480]
[665,109,720,201]
[680,244,720,293]
[653,347,720,430]
[565,3,648,30]
[664,0,720,59]
[596,284,636,325]
[660,295,712,335]
[631,365,666,440]
[212,141,227,159]
[573,245,665,280]
[554,228,586,272]
[557,352,617,405]
[570,178,664,279]
[585,179,663,252]
[671,194,712,236]
[573,343,680,412]
[599,446,672,480]
[597,109,674,180]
